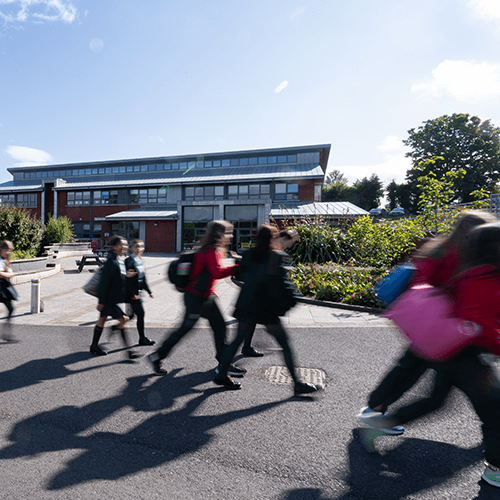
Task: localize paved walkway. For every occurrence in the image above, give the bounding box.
[6,253,392,329]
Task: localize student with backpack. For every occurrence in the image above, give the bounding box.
[148,220,244,376]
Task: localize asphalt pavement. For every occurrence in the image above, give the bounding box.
[0,254,498,499]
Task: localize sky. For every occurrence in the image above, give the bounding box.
[1,0,500,189]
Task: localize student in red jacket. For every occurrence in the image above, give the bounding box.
[358,210,495,434]
[365,222,500,488]
[148,220,244,377]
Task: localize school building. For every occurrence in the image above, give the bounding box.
[0,144,367,252]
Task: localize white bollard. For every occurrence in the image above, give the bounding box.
[31,278,41,314]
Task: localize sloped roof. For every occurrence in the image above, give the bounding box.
[0,181,43,192]
[271,201,368,218]
[105,207,178,221]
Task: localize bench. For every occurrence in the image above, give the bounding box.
[76,254,105,272]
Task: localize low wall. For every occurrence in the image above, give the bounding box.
[45,242,91,259]
[11,255,57,274]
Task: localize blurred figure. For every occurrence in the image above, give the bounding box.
[125,239,155,346]
[0,240,17,342]
[214,225,317,395]
[241,228,299,357]
[90,235,138,359]
[358,210,495,434]
[148,220,243,376]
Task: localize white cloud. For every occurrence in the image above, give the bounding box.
[411,59,500,103]
[468,0,500,23]
[5,145,52,166]
[331,135,411,186]
[275,81,289,93]
[0,0,77,24]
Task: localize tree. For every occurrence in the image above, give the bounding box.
[323,169,348,187]
[386,180,415,213]
[350,174,384,211]
[322,169,350,201]
[404,113,500,202]
[44,215,75,244]
[0,205,43,258]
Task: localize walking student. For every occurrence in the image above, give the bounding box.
[358,210,495,435]
[148,220,243,376]
[125,239,155,346]
[214,225,317,395]
[0,240,17,342]
[90,235,138,359]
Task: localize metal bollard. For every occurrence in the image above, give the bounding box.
[31,278,41,314]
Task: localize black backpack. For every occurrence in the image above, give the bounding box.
[167,251,197,292]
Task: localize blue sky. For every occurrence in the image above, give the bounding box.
[1,0,500,188]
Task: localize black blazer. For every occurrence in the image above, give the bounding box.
[97,251,125,306]
[124,255,151,301]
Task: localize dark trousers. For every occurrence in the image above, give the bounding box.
[1,299,14,340]
[128,299,146,341]
[429,348,500,467]
[156,292,227,363]
[368,347,429,413]
[219,320,298,382]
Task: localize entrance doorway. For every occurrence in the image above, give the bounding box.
[230,221,256,251]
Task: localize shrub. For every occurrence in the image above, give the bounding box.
[44,215,75,244]
[0,205,43,257]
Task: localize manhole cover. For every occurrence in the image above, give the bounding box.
[262,366,326,388]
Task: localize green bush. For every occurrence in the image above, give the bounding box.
[0,205,43,257]
[44,215,75,244]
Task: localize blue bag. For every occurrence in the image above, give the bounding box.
[374,263,416,306]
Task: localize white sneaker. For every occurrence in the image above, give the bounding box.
[482,462,500,488]
[357,406,405,436]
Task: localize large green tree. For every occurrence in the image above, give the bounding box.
[349,174,384,211]
[404,113,500,203]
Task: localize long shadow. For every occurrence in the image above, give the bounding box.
[0,351,107,393]
[0,367,289,491]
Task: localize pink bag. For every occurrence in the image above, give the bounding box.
[384,284,482,361]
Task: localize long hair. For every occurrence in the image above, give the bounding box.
[461,222,500,272]
[0,240,14,268]
[251,225,279,263]
[199,220,233,253]
[416,210,496,264]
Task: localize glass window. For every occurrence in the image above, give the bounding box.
[278,155,287,163]
[180,162,187,169]
[215,186,224,197]
[268,156,277,164]
[72,169,79,176]
[41,171,47,178]
[204,161,212,168]
[172,163,179,170]
[99,168,105,174]
[134,165,140,172]
[67,192,75,202]
[109,190,118,204]
[213,160,221,167]
[148,164,156,172]
[101,191,110,203]
[112,167,119,174]
[141,165,148,172]
[148,189,157,197]
[188,161,196,170]
[158,188,167,197]
[248,157,258,165]
[93,191,101,204]
[249,185,259,195]
[228,185,238,195]
[230,159,239,166]
[258,157,267,165]
[185,187,194,197]
[195,187,204,197]
[287,154,297,162]
[119,166,126,173]
[85,169,92,175]
[106,167,112,174]
[222,159,230,167]
[239,158,249,166]
[196,161,204,168]
[275,184,286,194]
[205,186,214,197]
[164,163,171,170]
[130,190,139,204]
[288,184,299,193]
[126,166,133,173]
[261,184,270,194]
[91,168,98,175]
[239,185,248,195]
[79,169,85,175]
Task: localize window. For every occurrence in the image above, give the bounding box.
[119,166,126,173]
[127,166,133,173]
[258,157,267,165]
[249,157,258,165]
[148,164,156,172]
[268,156,277,164]
[92,169,98,175]
[288,184,299,193]
[230,159,239,166]
[261,184,270,195]
[213,160,221,167]
[205,186,214,197]
[109,190,118,204]
[239,158,248,166]
[134,165,141,172]
[287,154,297,162]
[215,186,224,197]
[85,169,92,175]
[222,159,230,167]
[196,161,204,168]
[112,167,119,174]
[239,185,248,195]
[249,185,259,195]
[185,187,194,198]
[141,165,148,172]
[278,155,287,163]
[275,184,286,194]
[99,168,105,174]
[41,171,47,178]
[195,187,204,197]
[228,185,238,196]
[130,190,139,204]
[204,161,212,168]
[172,163,179,170]
[106,167,112,174]
[16,193,37,207]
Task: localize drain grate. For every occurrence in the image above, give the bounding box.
[262,366,326,388]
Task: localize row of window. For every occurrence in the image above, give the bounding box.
[15,154,298,180]
[0,193,37,207]
[65,183,300,206]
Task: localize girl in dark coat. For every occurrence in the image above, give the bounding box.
[0,240,17,342]
[214,225,317,395]
[90,235,137,359]
[125,239,155,346]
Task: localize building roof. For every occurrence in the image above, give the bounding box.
[271,201,368,218]
[53,164,324,190]
[0,182,43,192]
[105,207,178,221]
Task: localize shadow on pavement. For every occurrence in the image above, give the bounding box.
[0,368,288,491]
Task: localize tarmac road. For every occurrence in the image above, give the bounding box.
[0,255,499,499]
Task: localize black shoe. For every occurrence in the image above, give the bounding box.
[213,374,242,390]
[294,381,317,395]
[241,347,264,357]
[215,364,247,377]
[139,338,155,346]
[128,350,140,360]
[90,345,107,356]
[148,353,167,375]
